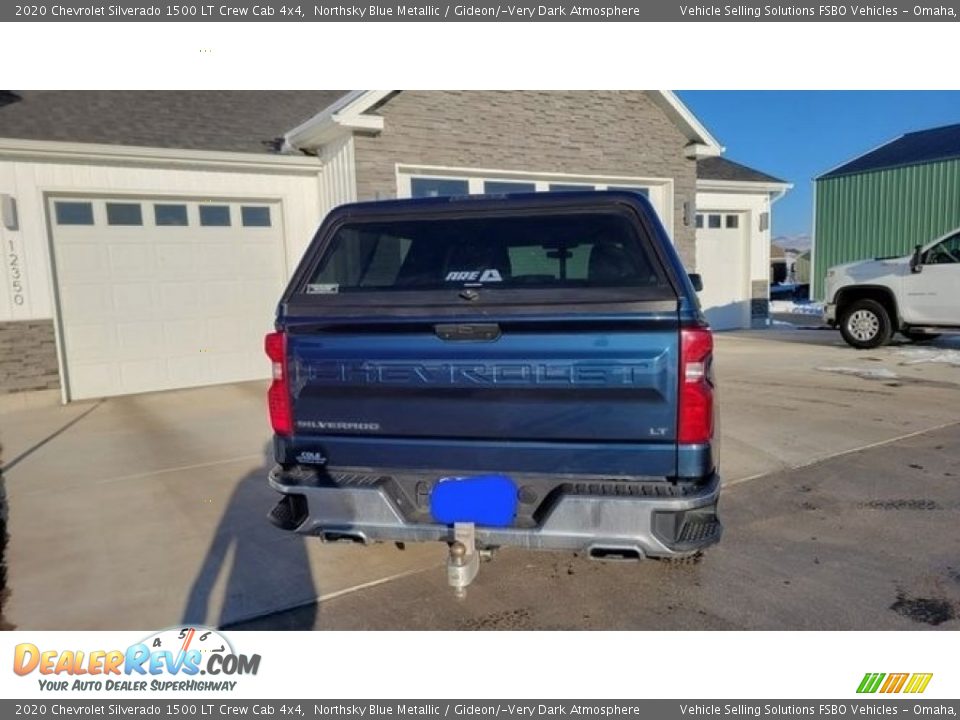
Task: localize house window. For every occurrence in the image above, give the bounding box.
[726,215,739,229]
[106,202,143,226]
[549,184,593,192]
[410,177,469,198]
[199,205,231,227]
[484,180,536,195]
[54,201,94,226]
[546,184,650,196]
[708,214,722,229]
[154,204,188,226]
[241,206,271,227]
[401,171,663,228]
[695,214,704,229]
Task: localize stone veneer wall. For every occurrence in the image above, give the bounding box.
[751,280,770,326]
[352,91,699,268]
[0,320,60,394]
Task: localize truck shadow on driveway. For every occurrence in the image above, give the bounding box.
[181,445,319,630]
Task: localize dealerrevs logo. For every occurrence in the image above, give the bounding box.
[13,627,260,692]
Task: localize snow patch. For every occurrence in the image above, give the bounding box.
[897,348,960,367]
[770,300,824,316]
[817,366,900,380]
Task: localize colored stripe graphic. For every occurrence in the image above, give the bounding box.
[904,674,933,694]
[858,673,886,693]
[176,627,196,667]
[858,672,932,694]
[180,628,196,654]
[880,673,909,693]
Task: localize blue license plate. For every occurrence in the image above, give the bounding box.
[429,474,518,527]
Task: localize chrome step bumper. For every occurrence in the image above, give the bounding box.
[268,467,721,558]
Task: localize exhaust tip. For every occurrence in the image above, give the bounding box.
[321,531,367,545]
[588,546,643,562]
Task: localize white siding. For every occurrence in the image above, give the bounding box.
[0,155,325,323]
[0,161,27,321]
[318,135,357,218]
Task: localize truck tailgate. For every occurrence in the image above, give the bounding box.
[285,313,680,476]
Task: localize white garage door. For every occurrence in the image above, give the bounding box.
[49,197,286,400]
[695,212,750,331]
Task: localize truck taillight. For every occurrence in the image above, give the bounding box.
[678,326,714,445]
[265,332,293,436]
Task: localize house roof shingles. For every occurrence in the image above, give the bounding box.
[0,91,804,182]
[0,90,349,154]
[820,122,960,179]
[697,156,786,184]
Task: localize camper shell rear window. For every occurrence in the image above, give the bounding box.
[297,209,673,304]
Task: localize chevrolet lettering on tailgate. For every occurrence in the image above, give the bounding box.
[296,360,662,386]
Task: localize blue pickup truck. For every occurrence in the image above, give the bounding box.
[265,191,720,592]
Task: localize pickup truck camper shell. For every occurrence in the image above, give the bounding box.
[265,191,721,594]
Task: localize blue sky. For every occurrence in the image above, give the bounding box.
[676,91,960,246]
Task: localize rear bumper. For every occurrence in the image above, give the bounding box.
[267,466,721,558]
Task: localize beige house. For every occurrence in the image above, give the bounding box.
[0,90,787,401]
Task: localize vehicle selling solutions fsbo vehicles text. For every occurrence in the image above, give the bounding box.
[677,4,957,16]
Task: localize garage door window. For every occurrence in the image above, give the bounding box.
[54,201,94,226]
[695,214,704,229]
[725,215,739,229]
[241,206,271,227]
[106,203,143,226]
[707,214,722,229]
[154,204,188,226]
[200,205,231,227]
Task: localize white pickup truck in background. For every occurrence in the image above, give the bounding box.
[824,226,960,348]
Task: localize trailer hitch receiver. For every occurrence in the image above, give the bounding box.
[447,522,480,599]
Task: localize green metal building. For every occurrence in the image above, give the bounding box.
[813,122,960,299]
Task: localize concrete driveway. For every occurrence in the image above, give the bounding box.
[2,327,959,629]
[1,383,444,630]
